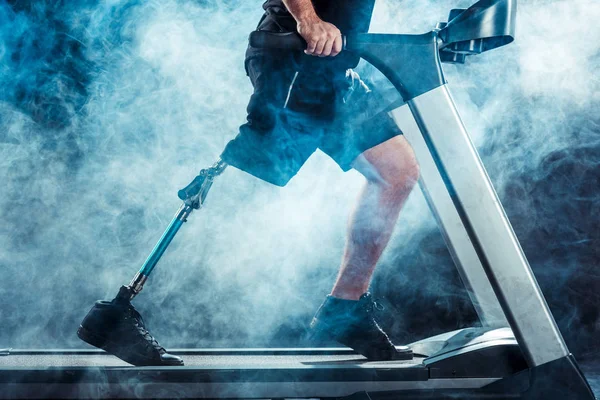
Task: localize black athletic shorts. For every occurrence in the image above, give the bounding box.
[220,47,403,187]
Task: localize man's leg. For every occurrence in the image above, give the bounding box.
[331,135,420,300]
[310,135,419,360]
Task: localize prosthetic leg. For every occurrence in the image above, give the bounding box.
[77,160,227,366]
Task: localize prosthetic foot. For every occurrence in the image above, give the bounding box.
[310,293,413,361]
[77,286,183,366]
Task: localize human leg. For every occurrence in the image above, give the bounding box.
[331,135,420,300]
[310,69,420,359]
[310,135,419,360]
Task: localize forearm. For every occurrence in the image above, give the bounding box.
[282,0,320,24]
[281,0,342,57]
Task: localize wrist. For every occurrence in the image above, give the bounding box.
[295,10,320,26]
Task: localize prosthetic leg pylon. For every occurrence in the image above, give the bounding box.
[126,158,228,300]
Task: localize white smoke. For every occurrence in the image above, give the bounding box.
[0,0,598,350]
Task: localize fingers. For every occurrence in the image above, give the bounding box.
[314,39,327,57]
[320,37,336,58]
[305,39,318,55]
[302,21,342,57]
[331,35,343,56]
[309,35,342,57]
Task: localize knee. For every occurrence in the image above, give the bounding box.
[377,155,420,195]
[357,139,420,195]
[401,156,421,189]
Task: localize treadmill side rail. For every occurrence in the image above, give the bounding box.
[406,85,569,367]
[390,105,508,328]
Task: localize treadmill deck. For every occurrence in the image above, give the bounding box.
[0,349,500,399]
[0,348,422,368]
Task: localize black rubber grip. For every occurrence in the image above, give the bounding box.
[248,31,307,50]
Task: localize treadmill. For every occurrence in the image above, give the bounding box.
[0,0,596,399]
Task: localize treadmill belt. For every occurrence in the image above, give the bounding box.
[6,349,480,399]
[0,350,423,368]
[0,348,501,399]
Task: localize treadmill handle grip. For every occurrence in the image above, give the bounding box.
[248,31,347,52]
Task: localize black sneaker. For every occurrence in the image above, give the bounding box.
[77,286,183,366]
[310,293,413,361]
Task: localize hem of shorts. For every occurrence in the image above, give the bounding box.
[331,130,404,174]
[220,154,292,188]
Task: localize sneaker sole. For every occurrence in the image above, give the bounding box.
[77,325,184,367]
[310,318,414,361]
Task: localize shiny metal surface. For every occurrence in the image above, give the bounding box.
[409,327,516,359]
[416,327,518,364]
[407,85,569,367]
[137,203,190,277]
[390,105,508,328]
[0,352,418,368]
[178,203,194,221]
[128,272,148,296]
[211,158,228,176]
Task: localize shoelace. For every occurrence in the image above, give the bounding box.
[359,294,385,316]
[358,295,391,341]
[125,306,165,353]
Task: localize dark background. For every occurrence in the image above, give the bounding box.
[0,0,598,364]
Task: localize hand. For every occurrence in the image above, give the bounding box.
[297,16,342,57]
